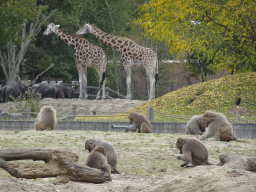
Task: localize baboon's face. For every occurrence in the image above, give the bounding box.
[128,113,134,124]
[175,138,185,150]
[201,112,214,127]
[85,140,95,152]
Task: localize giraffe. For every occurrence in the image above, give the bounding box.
[76,23,158,101]
[43,23,107,100]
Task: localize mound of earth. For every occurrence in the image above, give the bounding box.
[227,105,252,115]
[1,166,256,192]
[0,98,147,117]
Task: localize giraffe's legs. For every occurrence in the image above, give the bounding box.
[125,67,132,100]
[148,74,156,101]
[77,68,84,99]
[77,64,87,100]
[147,69,156,101]
[95,71,106,100]
[83,67,88,100]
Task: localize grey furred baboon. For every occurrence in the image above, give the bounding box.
[34,106,57,130]
[176,137,212,167]
[85,145,112,180]
[185,115,208,135]
[199,111,248,142]
[126,111,152,133]
[85,139,121,174]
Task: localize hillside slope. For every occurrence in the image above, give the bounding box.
[132,72,256,122]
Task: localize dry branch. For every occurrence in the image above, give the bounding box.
[0,148,112,184]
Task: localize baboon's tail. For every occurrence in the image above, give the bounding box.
[100,72,106,87]
[205,161,214,165]
[233,137,250,143]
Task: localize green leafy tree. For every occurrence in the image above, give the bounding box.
[0,0,55,83]
[136,0,256,74]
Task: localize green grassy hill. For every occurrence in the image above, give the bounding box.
[132,72,256,123]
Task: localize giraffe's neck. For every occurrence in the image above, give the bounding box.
[56,28,86,49]
[89,24,124,52]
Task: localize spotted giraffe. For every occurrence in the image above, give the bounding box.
[43,23,107,100]
[76,23,158,101]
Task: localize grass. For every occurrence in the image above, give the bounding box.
[0,130,255,177]
[75,72,256,123]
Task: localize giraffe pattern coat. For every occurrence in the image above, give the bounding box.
[43,23,107,100]
[76,23,158,101]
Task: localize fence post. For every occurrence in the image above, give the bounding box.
[70,105,76,120]
[26,106,31,120]
[147,105,154,121]
[71,105,76,116]
[106,89,109,99]
[236,113,240,121]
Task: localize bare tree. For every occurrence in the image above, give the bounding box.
[0,9,56,83]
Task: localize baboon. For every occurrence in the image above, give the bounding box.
[34,106,57,130]
[126,111,152,133]
[85,145,112,180]
[185,115,208,135]
[176,137,212,167]
[85,139,121,174]
[199,111,247,142]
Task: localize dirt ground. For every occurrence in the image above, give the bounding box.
[0,98,147,117]
[0,99,256,192]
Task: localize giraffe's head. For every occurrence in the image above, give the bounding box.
[76,23,92,35]
[43,23,60,35]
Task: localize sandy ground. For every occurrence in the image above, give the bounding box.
[0,99,256,192]
[0,98,147,117]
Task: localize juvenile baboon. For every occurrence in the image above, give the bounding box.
[85,139,121,174]
[176,137,212,167]
[199,111,247,142]
[126,112,152,133]
[34,106,57,130]
[185,115,208,135]
[85,145,112,180]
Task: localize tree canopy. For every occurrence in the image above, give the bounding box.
[136,0,256,74]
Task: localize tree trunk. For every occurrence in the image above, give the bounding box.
[0,148,112,184]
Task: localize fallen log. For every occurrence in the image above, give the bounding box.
[0,148,112,184]
[218,155,256,172]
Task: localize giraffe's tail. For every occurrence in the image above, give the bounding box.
[155,59,158,84]
[100,72,106,87]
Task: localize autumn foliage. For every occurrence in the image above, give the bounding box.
[136,0,256,73]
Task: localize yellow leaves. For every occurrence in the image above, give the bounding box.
[130,72,256,116]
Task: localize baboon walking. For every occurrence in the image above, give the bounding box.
[176,137,212,167]
[34,106,57,130]
[126,112,152,133]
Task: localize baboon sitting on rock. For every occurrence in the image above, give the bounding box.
[176,137,212,167]
[199,111,248,142]
[185,115,208,135]
[126,112,152,133]
[85,145,112,181]
[34,106,57,130]
[85,139,121,174]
